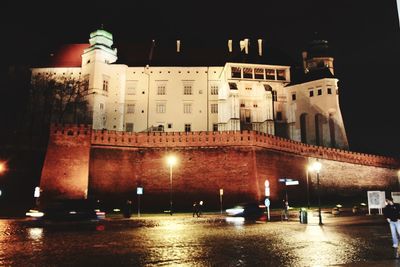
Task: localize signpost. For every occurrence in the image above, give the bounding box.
[264,180,270,220]
[137,187,143,217]
[367,191,385,215]
[219,189,223,214]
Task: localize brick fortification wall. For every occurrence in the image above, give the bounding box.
[40,124,91,202]
[40,124,400,210]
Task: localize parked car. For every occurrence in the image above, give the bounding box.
[226,202,265,220]
[26,199,105,221]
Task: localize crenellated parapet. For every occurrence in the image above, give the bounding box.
[90,128,400,169]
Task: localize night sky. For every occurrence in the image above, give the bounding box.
[2,0,400,157]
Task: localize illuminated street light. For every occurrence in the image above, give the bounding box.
[166,155,177,215]
[311,160,323,225]
[0,162,5,174]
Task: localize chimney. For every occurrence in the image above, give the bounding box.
[244,39,249,54]
[302,51,308,73]
[257,39,263,56]
[228,40,233,53]
[176,40,181,53]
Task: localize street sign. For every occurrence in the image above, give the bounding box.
[285,180,299,186]
[264,180,269,187]
[264,198,270,207]
[265,188,270,197]
[279,178,293,183]
[137,187,143,195]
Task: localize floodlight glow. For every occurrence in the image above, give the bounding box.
[312,161,322,172]
[167,155,177,166]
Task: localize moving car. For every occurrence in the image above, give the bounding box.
[226,202,265,220]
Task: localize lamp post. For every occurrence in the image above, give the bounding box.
[167,155,177,215]
[311,160,323,225]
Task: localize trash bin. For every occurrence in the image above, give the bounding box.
[299,208,308,224]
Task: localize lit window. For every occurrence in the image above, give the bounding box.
[127,104,135,114]
[156,103,166,113]
[183,103,192,114]
[184,124,191,132]
[254,68,264,79]
[266,69,275,79]
[211,103,218,113]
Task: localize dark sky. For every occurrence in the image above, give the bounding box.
[3,0,400,157]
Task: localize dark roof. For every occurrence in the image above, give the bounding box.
[288,67,336,86]
[33,39,296,68]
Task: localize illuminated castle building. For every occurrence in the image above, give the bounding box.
[32,28,349,150]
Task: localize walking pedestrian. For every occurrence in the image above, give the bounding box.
[383,196,400,259]
[193,202,199,217]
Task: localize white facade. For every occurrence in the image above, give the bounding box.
[31,29,349,150]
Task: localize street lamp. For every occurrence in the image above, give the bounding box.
[166,155,177,215]
[0,162,5,174]
[311,160,323,225]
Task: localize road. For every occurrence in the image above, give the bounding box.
[0,210,399,266]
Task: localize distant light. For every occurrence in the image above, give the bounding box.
[34,187,40,198]
[69,211,77,214]
[113,208,121,212]
[311,161,322,172]
[26,209,44,218]
[336,204,342,208]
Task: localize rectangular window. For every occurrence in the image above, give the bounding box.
[277,70,286,81]
[276,111,283,120]
[213,123,218,131]
[243,67,253,79]
[100,103,104,110]
[327,88,332,94]
[254,68,264,79]
[266,69,275,80]
[127,104,135,114]
[211,103,218,113]
[156,103,166,113]
[231,67,241,78]
[309,90,314,97]
[102,80,109,91]
[184,123,191,132]
[228,82,238,90]
[292,94,296,101]
[126,123,134,132]
[183,103,192,114]
[168,123,173,129]
[184,85,192,95]
[211,85,219,95]
[318,89,322,95]
[157,85,166,95]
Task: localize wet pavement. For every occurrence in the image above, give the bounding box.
[0,210,399,266]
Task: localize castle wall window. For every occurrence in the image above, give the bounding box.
[292,94,296,101]
[276,111,282,120]
[156,103,166,113]
[266,69,275,80]
[277,70,286,81]
[211,85,219,95]
[127,104,135,114]
[309,90,314,97]
[157,85,166,95]
[228,82,238,90]
[184,123,191,132]
[183,103,192,114]
[243,67,253,79]
[102,79,109,92]
[100,103,104,110]
[327,88,332,94]
[184,85,193,95]
[168,123,173,129]
[254,68,264,79]
[213,123,218,131]
[126,80,138,95]
[211,103,218,113]
[231,67,241,78]
[126,123,134,132]
[317,89,322,95]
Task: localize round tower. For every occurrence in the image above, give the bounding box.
[302,39,334,75]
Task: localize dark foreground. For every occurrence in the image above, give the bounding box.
[0,211,399,266]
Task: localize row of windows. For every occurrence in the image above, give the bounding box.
[125,123,220,133]
[126,85,219,96]
[291,88,337,101]
[126,103,218,114]
[231,66,287,81]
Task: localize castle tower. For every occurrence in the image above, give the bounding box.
[287,39,349,150]
[81,28,118,130]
